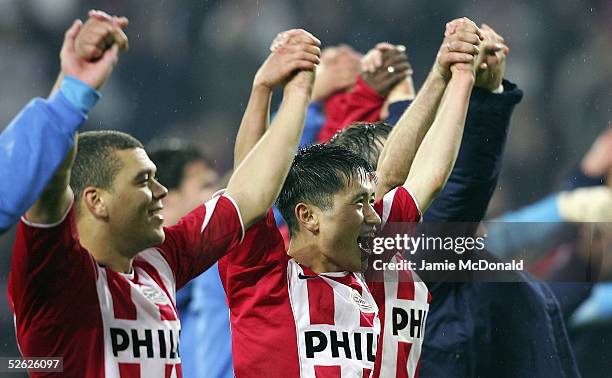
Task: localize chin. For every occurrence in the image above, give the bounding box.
[148,227,166,246]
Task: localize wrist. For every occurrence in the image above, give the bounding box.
[452,69,476,82]
[252,81,274,95]
[431,65,451,83]
[283,85,312,100]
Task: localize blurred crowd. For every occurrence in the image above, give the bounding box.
[0,0,610,367]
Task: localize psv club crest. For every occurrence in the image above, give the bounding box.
[351,289,374,313]
[141,286,171,306]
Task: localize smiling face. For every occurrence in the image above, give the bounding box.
[314,173,381,272]
[101,148,168,252]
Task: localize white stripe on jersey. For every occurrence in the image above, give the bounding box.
[381,188,397,228]
[202,195,221,233]
[287,260,380,377]
[379,255,429,378]
[96,249,181,377]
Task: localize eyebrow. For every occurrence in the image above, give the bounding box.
[134,168,155,181]
[351,191,371,202]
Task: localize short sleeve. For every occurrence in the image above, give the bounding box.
[217,208,287,288]
[9,204,97,314]
[374,186,422,228]
[158,192,245,289]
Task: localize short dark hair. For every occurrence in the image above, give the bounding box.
[327,122,392,168]
[276,144,373,236]
[71,130,143,206]
[147,139,212,191]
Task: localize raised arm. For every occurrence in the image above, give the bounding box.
[233,29,321,168]
[25,13,127,225]
[375,18,482,199]
[403,19,481,213]
[424,24,522,222]
[226,30,320,228]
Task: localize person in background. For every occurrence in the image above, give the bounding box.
[148,140,233,378]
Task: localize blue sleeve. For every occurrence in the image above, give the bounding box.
[298,101,325,148]
[483,194,576,260]
[0,90,89,230]
[424,79,523,223]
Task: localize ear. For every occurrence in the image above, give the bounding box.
[295,203,319,234]
[82,187,109,220]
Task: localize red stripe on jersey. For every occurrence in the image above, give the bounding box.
[136,261,178,321]
[397,269,415,301]
[106,269,138,320]
[315,365,341,377]
[165,363,182,378]
[427,290,432,304]
[307,278,335,325]
[158,303,177,321]
[363,367,372,377]
[361,309,376,328]
[118,362,140,377]
[396,342,413,378]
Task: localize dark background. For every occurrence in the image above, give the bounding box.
[0,0,610,374]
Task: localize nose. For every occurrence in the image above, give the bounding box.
[152,178,168,200]
[365,203,382,227]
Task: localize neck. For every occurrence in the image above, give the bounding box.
[288,233,344,274]
[77,217,135,273]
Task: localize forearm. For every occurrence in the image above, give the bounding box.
[227,86,310,228]
[424,79,523,222]
[233,84,272,169]
[25,143,76,224]
[376,71,447,196]
[405,72,474,211]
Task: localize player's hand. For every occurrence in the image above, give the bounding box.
[434,17,482,79]
[581,126,612,178]
[75,10,128,61]
[311,44,361,101]
[255,29,321,91]
[61,13,128,90]
[474,24,509,91]
[360,43,412,97]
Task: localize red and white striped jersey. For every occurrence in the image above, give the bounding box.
[370,187,431,378]
[9,193,244,378]
[219,186,430,378]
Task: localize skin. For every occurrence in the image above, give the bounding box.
[77,148,168,272]
[288,174,381,273]
[29,23,320,274]
[233,29,321,168]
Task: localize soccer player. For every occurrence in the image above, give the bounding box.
[219,19,482,377]
[0,10,127,234]
[9,22,320,377]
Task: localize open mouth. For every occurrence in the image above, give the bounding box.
[358,234,374,260]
